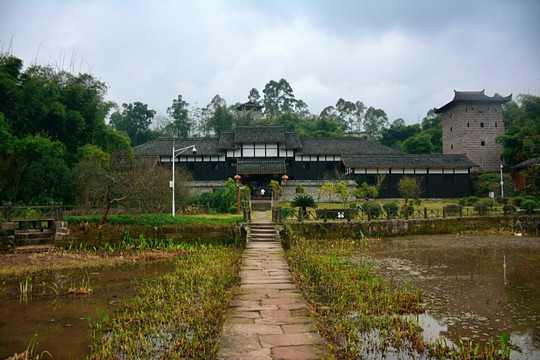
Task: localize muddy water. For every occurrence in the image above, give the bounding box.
[0,260,177,359]
[357,234,540,359]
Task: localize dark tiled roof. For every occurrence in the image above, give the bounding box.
[133,138,221,157]
[511,157,540,169]
[237,159,287,174]
[341,154,476,168]
[218,132,236,149]
[235,125,286,143]
[235,101,263,111]
[283,132,302,149]
[299,137,405,156]
[435,90,512,113]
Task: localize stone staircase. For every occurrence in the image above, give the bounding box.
[251,200,272,211]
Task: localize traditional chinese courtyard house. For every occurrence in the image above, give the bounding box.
[134,125,476,200]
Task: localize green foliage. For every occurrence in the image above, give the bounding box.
[209,105,234,136]
[269,180,282,198]
[295,184,305,194]
[363,106,389,140]
[498,95,540,167]
[353,182,378,200]
[167,94,191,137]
[64,213,243,226]
[520,199,538,210]
[228,205,238,214]
[109,102,157,146]
[318,182,335,202]
[383,202,399,216]
[362,201,382,218]
[402,132,434,154]
[335,180,350,207]
[513,197,524,207]
[23,156,73,204]
[397,176,423,204]
[291,194,316,211]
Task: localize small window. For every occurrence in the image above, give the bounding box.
[467,123,470,128]
[480,122,484,128]
[481,141,485,146]
[451,144,453,149]
[450,127,453,132]
[495,123,498,128]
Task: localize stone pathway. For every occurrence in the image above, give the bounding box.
[217,213,330,360]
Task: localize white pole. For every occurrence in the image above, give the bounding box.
[172,146,175,216]
[500,164,504,198]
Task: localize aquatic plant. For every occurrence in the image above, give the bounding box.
[89,246,242,359]
[286,237,511,359]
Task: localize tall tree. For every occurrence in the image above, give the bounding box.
[248,88,261,104]
[379,118,421,149]
[208,105,234,136]
[110,102,156,146]
[167,95,191,137]
[363,107,389,140]
[262,79,306,117]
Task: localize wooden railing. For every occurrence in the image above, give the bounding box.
[272,205,537,223]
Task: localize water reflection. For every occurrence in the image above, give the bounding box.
[0,260,177,359]
[357,234,540,359]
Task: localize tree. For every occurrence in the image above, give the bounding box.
[379,118,420,149]
[269,180,282,199]
[110,102,156,146]
[248,88,261,104]
[23,156,73,205]
[497,94,540,167]
[363,106,389,140]
[208,105,234,136]
[335,180,350,207]
[262,79,307,117]
[353,182,378,201]
[402,133,434,154]
[167,95,191,137]
[318,182,336,203]
[397,176,423,204]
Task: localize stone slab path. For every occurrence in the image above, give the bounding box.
[217,215,330,360]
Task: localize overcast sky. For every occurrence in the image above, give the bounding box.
[1,0,539,124]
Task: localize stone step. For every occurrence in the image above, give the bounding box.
[14,244,53,254]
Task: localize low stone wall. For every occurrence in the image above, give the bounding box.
[284,216,539,239]
[56,222,246,248]
[281,180,357,202]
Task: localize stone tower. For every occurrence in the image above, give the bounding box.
[435,90,511,172]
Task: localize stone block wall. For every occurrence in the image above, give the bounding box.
[442,103,505,172]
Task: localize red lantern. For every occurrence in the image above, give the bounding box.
[234,174,241,183]
[281,174,289,184]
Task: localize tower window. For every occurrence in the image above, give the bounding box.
[467,123,470,128]
[451,144,453,149]
[480,122,484,128]
[481,141,485,146]
[450,127,453,132]
[495,123,498,128]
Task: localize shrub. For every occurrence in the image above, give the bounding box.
[503,205,516,214]
[445,204,462,216]
[466,196,479,206]
[513,197,524,207]
[401,204,415,216]
[383,202,399,217]
[458,198,467,206]
[496,196,508,205]
[520,199,538,211]
[474,203,488,215]
[362,202,382,218]
[482,199,495,208]
[282,207,293,218]
[228,206,238,214]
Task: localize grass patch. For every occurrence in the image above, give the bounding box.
[89,246,242,359]
[64,213,243,226]
[286,237,511,359]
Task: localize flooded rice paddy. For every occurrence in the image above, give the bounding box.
[358,234,540,359]
[0,259,177,359]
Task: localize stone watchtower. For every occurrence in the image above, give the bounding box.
[435,90,511,172]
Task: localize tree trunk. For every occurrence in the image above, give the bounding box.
[99,200,113,225]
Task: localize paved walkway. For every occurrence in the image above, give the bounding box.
[217,212,329,360]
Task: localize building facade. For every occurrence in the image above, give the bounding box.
[134,125,476,199]
[435,90,511,172]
